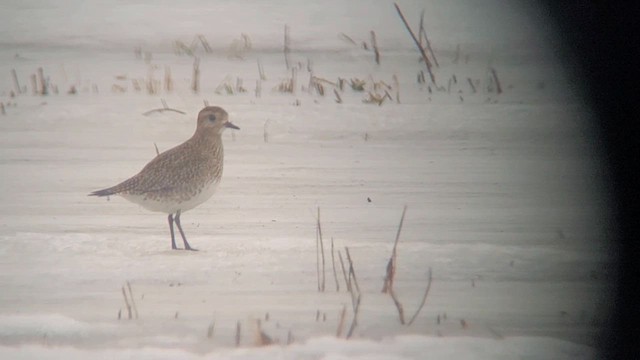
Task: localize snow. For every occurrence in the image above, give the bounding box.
[0,335,595,360]
[0,0,613,359]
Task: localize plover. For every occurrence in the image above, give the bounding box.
[89,106,239,251]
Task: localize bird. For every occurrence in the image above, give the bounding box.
[89,106,239,251]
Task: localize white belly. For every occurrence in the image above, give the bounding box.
[121,178,220,214]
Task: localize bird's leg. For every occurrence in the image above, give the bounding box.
[174,210,197,251]
[168,213,178,250]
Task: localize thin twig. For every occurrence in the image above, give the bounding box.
[263,119,269,143]
[389,287,406,325]
[11,69,22,94]
[331,237,339,291]
[164,66,173,92]
[284,24,291,69]
[198,34,212,53]
[121,286,132,320]
[192,56,200,93]
[317,207,326,292]
[382,205,407,293]
[346,293,361,339]
[235,320,242,347]
[126,281,139,319]
[383,206,408,324]
[467,78,477,93]
[489,67,502,94]
[393,74,400,103]
[370,30,380,65]
[333,89,342,104]
[344,247,360,295]
[419,10,439,67]
[142,108,186,116]
[408,267,433,325]
[316,211,321,291]
[257,58,266,80]
[37,67,47,95]
[393,3,436,84]
[338,33,357,46]
[338,250,351,292]
[336,304,347,337]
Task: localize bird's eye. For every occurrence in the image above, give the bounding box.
[208,114,216,121]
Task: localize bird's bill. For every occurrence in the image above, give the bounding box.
[225,122,240,130]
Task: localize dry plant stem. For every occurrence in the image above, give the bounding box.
[146,66,157,94]
[331,237,340,291]
[467,78,477,93]
[257,59,266,81]
[0,103,5,115]
[419,10,439,67]
[263,119,269,143]
[336,304,347,337]
[383,206,408,324]
[382,205,407,293]
[11,69,21,94]
[30,74,37,95]
[417,71,426,84]
[198,34,212,53]
[389,286,406,325]
[489,67,502,94]
[37,67,47,95]
[314,77,337,87]
[284,24,291,69]
[339,33,357,46]
[393,74,400,103]
[393,3,436,84]
[121,286,132,320]
[407,267,433,325]
[317,207,326,292]
[333,89,342,104]
[307,72,314,94]
[338,251,351,292]
[154,143,160,156]
[291,67,297,94]
[126,281,139,319]
[370,30,380,65]
[142,108,186,116]
[381,256,395,294]
[418,10,424,46]
[316,212,321,291]
[235,320,241,347]
[236,78,246,93]
[192,57,200,93]
[164,66,173,92]
[346,293,361,339]
[344,247,360,295]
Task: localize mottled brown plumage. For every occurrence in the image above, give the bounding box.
[90,106,239,250]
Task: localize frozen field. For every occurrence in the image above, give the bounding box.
[0,1,614,359]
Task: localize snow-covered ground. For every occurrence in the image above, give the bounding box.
[0,1,614,359]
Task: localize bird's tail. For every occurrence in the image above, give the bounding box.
[88,187,118,197]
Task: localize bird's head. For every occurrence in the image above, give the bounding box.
[196,106,240,134]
